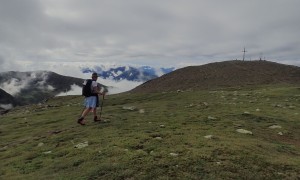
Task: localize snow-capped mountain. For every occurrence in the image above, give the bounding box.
[81,66,175,82]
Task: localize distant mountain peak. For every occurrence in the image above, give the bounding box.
[81,65,175,82]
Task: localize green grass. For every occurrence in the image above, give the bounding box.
[1,86,300,179]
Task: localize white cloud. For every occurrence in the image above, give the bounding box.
[0,71,53,96]
[56,84,82,96]
[0,78,29,96]
[102,78,142,94]
[0,103,13,110]
[56,78,141,97]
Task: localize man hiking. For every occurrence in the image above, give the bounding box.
[77,72,105,125]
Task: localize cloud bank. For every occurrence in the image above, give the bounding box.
[0,0,299,76]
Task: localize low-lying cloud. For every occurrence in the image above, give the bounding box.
[0,103,13,110]
[0,71,54,96]
[56,78,142,97]
[0,78,28,96]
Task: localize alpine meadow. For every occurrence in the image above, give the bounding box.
[1,61,300,179]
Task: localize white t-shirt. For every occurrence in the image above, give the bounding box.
[91,81,98,93]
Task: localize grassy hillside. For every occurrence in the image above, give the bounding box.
[1,85,299,179]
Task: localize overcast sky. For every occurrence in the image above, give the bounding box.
[0,0,300,77]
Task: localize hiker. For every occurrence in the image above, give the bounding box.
[77,72,105,125]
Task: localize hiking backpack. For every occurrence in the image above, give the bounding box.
[82,79,93,97]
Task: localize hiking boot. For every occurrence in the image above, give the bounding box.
[94,116,101,122]
[77,117,85,125]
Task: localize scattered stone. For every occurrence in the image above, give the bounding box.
[0,146,8,151]
[160,125,165,128]
[216,162,221,165]
[269,125,282,129]
[139,109,145,113]
[204,135,214,139]
[273,104,283,108]
[288,106,296,109]
[243,111,251,115]
[37,142,44,147]
[278,132,283,136]
[122,106,136,111]
[236,129,253,135]
[186,104,194,108]
[170,153,179,157]
[256,108,260,112]
[75,141,88,149]
[155,137,163,140]
[203,102,209,107]
[208,116,217,120]
[43,151,52,154]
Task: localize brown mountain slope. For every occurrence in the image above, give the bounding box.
[130,60,300,93]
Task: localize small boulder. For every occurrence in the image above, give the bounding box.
[43,151,52,154]
[243,111,251,115]
[208,116,217,120]
[122,106,136,111]
[75,141,88,149]
[37,142,44,147]
[170,153,179,157]
[204,135,214,139]
[236,129,253,135]
[269,125,282,129]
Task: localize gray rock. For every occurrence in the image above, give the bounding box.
[170,153,179,157]
[208,116,217,120]
[236,129,253,135]
[122,106,136,111]
[269,125,282,129]
[75,141,88,149]
[204,135,214,139]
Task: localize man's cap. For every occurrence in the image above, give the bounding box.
[92,72,98,77]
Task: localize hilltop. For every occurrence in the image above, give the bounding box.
[130,60,300,93]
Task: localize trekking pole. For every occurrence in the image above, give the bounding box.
[99,94,105,119]
[79,98,86,117]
